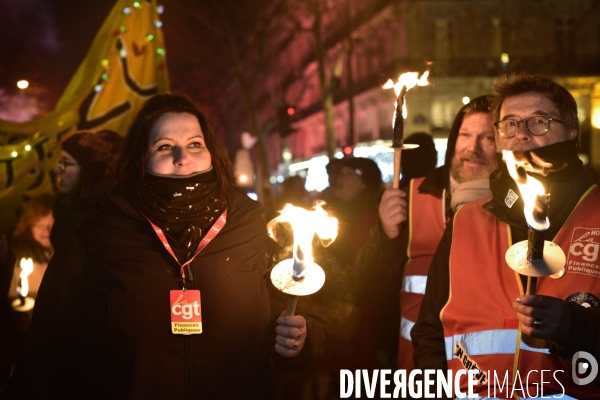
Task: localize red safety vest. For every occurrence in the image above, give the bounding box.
[442,184,600,399]
[398,177,446,370]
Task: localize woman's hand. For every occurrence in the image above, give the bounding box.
[275,311,307,357]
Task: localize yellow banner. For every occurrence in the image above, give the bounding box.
[0,0,169,231]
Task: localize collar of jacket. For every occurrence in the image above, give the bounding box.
[482,140,594,238]
[417,166,445,198]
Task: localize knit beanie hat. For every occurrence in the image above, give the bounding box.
[60,130,123,184]
[342,157,382,191]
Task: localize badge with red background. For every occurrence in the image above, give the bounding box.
[170,290,202,335]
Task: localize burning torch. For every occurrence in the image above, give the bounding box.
[267,203,338,316]
[503,151,566,294]
[12,257,36,312]
[382,69,429,188]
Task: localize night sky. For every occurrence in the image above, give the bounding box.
[0,0,116,107]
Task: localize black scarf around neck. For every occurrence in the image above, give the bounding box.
[133,169,226,260]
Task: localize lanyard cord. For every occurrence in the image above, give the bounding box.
[142,208,228,290]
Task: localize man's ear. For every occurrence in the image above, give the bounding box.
[569,129,581,148]
[568,129,578,140]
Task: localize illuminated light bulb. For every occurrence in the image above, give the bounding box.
[133,1,140,7]
[123,7,131,15]
[270,176,277,184]
[501,53,509,64]
[25,145,31,151]
[101,59,109,67]
[239,174,248,184]
[147,34,154,41]
[119,49,127,58]
[94,84,103,93]
[17,80,29,89]
[157,5,164,14]
[120,25,126,33]
[462,96,470,105]
[101,73,108,80]
[11,151,18,158]
[156,48,164,55]
[155,20,163,28]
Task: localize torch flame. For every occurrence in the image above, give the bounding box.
[383,70,429,118]
[267,202,338,279]
[503,151,550,231]
[18,258,34,297]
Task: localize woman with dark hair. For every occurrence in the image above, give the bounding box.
[23,93,324,400]
[51,129,123,251]
[8,194,55,300]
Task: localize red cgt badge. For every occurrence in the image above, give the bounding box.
[170,290,202,335]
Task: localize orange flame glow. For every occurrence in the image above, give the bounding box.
[383,70,430,118]
[503,151,549,231]
[18,258,34,297]
[267,202,338,278]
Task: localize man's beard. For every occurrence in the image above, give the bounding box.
[450,151,497,183]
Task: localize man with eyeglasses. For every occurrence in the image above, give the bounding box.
[412,74,600,398]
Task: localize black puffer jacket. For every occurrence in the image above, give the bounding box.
[22,186,325,400]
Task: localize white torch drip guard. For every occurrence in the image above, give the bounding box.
[270,259,325,296]
[11,297,35,312]
[391,144,420,150]
[505,240,566,279]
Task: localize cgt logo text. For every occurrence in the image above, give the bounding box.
[339,369,569,399]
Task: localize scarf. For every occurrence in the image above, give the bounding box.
[133,169,226,258]
[449,176,492,212]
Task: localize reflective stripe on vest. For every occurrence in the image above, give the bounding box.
[402,275,427,294]
[400,316,415,342]
[444,329,551,360]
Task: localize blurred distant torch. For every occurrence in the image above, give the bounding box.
[267,202,338,316]
[12,258,35,311]
[383,68,429,188]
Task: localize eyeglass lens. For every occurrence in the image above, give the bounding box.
[498,116,551,137]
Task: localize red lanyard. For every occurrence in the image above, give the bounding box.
[142,209,228,290]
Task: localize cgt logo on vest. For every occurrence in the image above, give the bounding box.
[567,228,600,277]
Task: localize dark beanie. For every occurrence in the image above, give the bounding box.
[60,130,123,184]
[342,157,382,191]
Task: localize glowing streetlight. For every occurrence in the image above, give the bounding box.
[17,80,29,90]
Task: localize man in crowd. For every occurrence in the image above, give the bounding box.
[412,74,600,398]
[357,95,499,371]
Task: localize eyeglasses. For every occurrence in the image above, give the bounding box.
[57,159,80,173]
[494,116,563,139]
